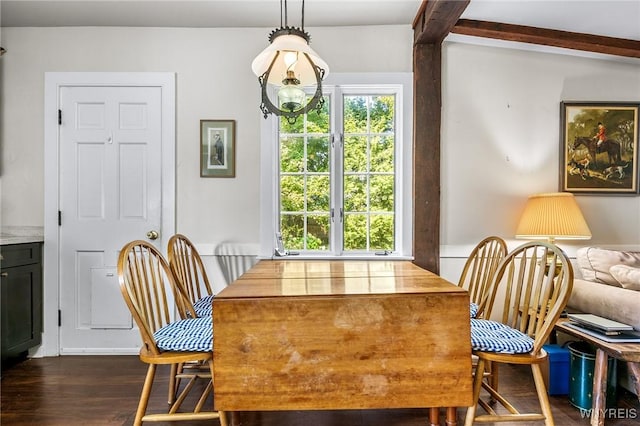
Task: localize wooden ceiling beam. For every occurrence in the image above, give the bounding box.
[413,0,470,45]
[452,19,640,59]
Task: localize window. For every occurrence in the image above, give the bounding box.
[260,73,413,258]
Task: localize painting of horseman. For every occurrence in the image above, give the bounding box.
[560,102,639,194]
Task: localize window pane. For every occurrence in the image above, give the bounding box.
[307,97,330,133]
[280,175,304,211]
[342,93,396,253]
[370,96,395,133]
[344,136,367,172]
[307,137,330,172]
[344,214,367,250]
[307,175,330,211]
[344,175,367,212]
[280,136,305,172]
[281,214,304,250]
[307,215,329,250]
[344,96,368,133]
[370,215,395,251]
[371,136,394,172]
[370,175,394,212]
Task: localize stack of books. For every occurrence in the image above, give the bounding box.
[565,313,640,343]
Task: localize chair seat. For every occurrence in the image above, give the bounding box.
[153,316,213,352]
[193,294,215,317]
[470,302,479,318]
[470,319,534,354]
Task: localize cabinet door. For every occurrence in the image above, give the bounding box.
[1,263,43,359]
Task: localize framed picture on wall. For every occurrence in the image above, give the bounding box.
[560,102,639,194]
[200,119,236,178]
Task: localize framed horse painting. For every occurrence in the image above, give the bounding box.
[560,102,639,194]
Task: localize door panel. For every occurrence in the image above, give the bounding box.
[59,85,162,353]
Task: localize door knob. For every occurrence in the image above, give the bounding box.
[146,230,159,240]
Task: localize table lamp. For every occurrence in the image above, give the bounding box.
[516,192,591,276]
[515,192,592,244]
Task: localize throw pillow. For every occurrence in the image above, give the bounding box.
[610,265,640,291]
[576,247,640,287]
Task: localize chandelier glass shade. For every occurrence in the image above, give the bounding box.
[251,1,329,123]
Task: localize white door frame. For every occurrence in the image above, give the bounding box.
[40,72,176,357]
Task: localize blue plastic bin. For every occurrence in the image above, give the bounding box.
[544,344,570,395]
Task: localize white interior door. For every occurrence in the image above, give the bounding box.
[59,85,163,354]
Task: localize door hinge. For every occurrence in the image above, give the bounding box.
[58,109,62,125]
[58,210,62,226]
[58,309,62,327]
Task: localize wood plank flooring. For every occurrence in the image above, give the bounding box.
[1,355,639,425]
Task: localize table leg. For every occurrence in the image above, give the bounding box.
[229,411,241,426]
[591,348,608,426]
[627,362,640,401]
[445,407,458,426]
[429,407,440,426]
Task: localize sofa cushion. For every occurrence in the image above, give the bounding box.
[568,278,640,331]
[576,247,640,287]
[610,265,640,291]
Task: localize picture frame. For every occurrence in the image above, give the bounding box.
[560,102,639,194]
[200,119,236,178]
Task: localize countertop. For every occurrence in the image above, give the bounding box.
[0,226,44,245]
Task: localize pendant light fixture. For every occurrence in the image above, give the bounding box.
[251,0,329,123]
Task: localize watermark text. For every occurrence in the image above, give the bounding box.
[579,408,637,420]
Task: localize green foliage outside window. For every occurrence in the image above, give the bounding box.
[279,94,396,252]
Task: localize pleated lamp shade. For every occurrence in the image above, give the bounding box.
[515,192,592,243]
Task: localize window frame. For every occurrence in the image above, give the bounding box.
[259,72,413,259]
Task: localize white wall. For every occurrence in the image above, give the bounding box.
[0,25,412,282]
[1,25,639,287]
[438,41,640,283]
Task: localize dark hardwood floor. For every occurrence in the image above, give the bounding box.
[1,355,638,425]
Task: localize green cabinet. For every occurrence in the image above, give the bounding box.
[1,243,43,363]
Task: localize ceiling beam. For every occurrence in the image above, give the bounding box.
[413,0,470,44]
[451,19,640,59]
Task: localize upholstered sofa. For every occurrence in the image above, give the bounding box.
[567,247,640,331]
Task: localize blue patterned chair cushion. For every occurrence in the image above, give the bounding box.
[153,316,213,352]
[193,294,215,317]
[470,302,479,318]
[470,319,534,354]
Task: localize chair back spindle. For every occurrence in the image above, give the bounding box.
[168,234,213,312]
[458,236,507,310]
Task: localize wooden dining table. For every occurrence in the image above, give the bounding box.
[212,259,473,426]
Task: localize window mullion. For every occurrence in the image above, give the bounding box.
[332,87,344,255]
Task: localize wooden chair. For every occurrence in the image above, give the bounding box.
[168,234,214,317]
[458,236,508,313]
[457,236,507,401]
[464,241,573,426]
[166,234,217,404]
[117,240,226,426]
